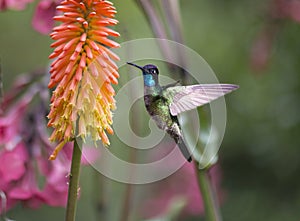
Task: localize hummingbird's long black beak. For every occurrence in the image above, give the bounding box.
[127,62,144,71]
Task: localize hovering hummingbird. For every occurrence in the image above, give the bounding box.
[127,62,239,162]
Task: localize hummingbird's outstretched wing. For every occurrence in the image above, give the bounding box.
[165,84,239,116]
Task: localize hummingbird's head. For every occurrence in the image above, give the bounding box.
[142,64,159,76]
[127,62,159,87]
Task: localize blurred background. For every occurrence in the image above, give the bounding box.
[0,0,300,220]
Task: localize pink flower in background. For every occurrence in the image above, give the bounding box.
[250,0,300,72]
[0,144,28,211]
[0,72,67,211]
[0,0,61,34]
[32,0,61,34]
[250,27,277,72]
[272,0,300,23]
[39,143,72,207]
[0,98,27,149]
[0,71,100,214]
[0,0,33,11]
[8,164,44,209]
[0,144,27,188]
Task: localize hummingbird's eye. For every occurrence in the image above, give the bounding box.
[152,69,158,74]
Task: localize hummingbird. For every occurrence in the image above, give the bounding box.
[127,62,239,162]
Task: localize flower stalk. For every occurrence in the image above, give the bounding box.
[65,140,82,221]
[196,168,221,221]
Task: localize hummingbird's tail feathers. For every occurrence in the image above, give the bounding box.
[166,123,192,162]
[177,138,192,162]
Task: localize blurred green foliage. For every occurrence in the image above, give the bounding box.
[1,0,300,220]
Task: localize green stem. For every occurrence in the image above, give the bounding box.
[120,183,133,221]
[65,139,82,221]
[196,168,222,221]
[119,127,137,221]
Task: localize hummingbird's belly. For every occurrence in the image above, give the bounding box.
[145,97,173,130]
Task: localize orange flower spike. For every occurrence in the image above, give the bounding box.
[48,0,120,160]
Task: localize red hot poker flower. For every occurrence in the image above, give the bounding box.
[48,0,120,160]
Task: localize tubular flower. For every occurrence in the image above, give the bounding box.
[48,0,120,160]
